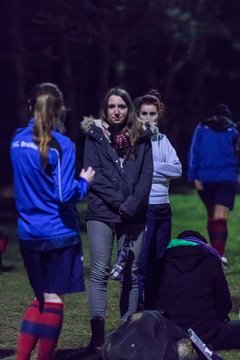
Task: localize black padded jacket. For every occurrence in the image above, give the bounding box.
[81,117,153,223]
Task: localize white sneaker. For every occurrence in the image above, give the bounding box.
[221,256,228,267]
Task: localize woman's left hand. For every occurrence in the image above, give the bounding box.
[80,166,95,183]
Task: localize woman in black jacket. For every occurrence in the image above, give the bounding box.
[80,88,153,356]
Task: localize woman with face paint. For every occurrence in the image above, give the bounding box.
[79,87,153,357]
[135,89,182,310]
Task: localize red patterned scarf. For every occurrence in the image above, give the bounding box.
[111,132,131,158]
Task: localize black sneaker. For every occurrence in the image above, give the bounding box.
[0,264,15,273]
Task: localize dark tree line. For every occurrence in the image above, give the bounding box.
[1,0,240,186]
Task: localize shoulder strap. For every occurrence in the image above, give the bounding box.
[45,136,62,176]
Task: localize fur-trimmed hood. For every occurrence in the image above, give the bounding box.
[81,116,108,133]
[81,116,112,141]
[81,116,155,140]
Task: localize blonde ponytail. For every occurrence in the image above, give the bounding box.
[30,83,66,167]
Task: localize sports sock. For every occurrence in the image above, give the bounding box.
[16,299,41,360]
[207,218,228,256]
[37,302,64,360]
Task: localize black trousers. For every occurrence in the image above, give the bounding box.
[211,319,240,351]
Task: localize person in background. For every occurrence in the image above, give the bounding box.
[0,231,8,270]
[80,87,153,357]
[10,82,95,360]
[188,103,240,266]
[0,145,14,273]
[0,231,14,272]
[135,89,182,309]
[155,230,240,353]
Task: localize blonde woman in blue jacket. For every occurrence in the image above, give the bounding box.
[11,83,95,360]
[136,89,182,309]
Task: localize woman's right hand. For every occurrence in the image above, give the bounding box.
[80,166,95,184]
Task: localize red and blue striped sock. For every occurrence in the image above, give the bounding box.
[207,218,228,256]
[16,300,41,360]
[37,302,64,360]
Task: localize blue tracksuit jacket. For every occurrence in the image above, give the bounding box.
[188,123,239,183]
[10,118,89,249]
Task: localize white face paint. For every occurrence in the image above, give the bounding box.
[139,104,159,125]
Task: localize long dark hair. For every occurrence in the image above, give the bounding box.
[29,82,66,167]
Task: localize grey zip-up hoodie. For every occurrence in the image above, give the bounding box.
[149,129,182,205]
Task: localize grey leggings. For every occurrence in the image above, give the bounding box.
[87,220,145,321]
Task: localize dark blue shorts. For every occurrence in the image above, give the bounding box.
[20,243,85,301]
[197,181,237,210]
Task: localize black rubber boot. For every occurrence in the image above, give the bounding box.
[88,317,105,352]
[72,317,105,359]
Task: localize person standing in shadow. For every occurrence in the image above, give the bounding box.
[188,103,240,266]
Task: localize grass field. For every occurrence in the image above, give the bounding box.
[1,191,240,359]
